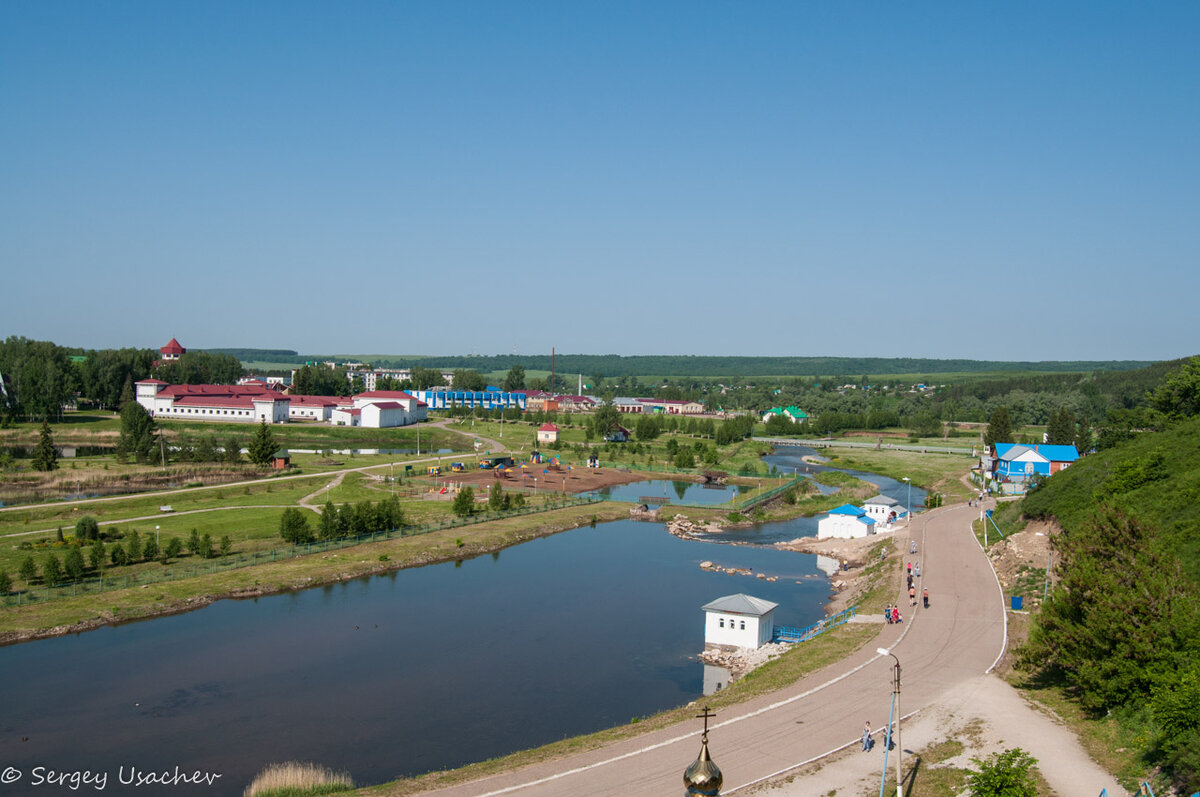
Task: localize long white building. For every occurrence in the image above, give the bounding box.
[136,380,289,424]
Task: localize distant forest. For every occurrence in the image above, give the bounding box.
[209,349,1153,379]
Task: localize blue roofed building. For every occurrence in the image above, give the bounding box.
[817,503,877,539]
[984,443,1080,493]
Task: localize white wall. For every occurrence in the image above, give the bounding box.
[704,611,773,649]
[818,514,874,539]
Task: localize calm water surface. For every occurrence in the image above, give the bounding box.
[0,520,828,794]
[586,478,748,505]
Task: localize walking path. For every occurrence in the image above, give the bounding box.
[396,500,1121,797]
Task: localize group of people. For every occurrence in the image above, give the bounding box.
[862,721,896,752]
[883,604,903,623]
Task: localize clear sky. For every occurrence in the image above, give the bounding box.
[2,2,1197,361]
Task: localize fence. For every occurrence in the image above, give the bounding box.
[773,605,858,643]
[1,494,602,607]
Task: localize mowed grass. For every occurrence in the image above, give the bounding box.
[819,448,975,503]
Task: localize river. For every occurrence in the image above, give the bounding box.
[0,446,917,794]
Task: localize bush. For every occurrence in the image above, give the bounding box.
[75,516,100,542]
[279,508,313,544]
[965,748,1037,797]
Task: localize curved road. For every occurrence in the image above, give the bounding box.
[402,501,1005,796]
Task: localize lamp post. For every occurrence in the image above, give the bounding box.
[877,647,903,797]
[155,525,160,552]
[901,477,911,527]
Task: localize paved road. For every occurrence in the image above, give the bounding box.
[405,501,1005,797]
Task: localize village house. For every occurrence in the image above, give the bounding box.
[761,406,808,423]
[331,390,428,428]
[983,442,1080,493]
[537,423,559,444]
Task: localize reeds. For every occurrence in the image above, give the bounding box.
[243,761,353,796]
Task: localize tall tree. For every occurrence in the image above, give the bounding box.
[452,486,475,517]
[247,420,277,466]
[116,401,158,463]
[1045,408,1076,445]
[452,369,486,391]
[32,420,58,471]
[502,365,526,392]
[592,404,621,438]
[984,406,1013,447]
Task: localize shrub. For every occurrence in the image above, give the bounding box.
[965,748,1037,797]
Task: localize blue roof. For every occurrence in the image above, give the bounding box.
[856,516,876,526]
[995,443,1079,462]
[829,504,864,516]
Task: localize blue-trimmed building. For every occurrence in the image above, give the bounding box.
[410,389,527,411]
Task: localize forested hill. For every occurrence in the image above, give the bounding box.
[1014,360,1200,788]
[213,349,1154,378]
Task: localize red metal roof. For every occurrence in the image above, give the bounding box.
[160,338,185,355]
[354,390,417,401]
[538,423,558,431]
[364,401,405,410]
[172,396,259,409]
[289,395,340,406]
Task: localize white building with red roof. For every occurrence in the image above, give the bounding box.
[537,423,559,444]
[136,380,289,424]
[288,394,341,423]
[331,390,428,428]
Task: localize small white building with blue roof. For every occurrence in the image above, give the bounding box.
[817,503,877,539]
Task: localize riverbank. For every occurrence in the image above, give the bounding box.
[0,502,632,645]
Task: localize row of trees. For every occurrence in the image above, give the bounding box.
[280,496,406,544]
[6,526,232,590]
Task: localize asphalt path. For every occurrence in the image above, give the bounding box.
[410,501,1006,797]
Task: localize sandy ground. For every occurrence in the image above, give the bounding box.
[746,673,1126,796]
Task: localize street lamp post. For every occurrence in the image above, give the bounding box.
[901,477,911,527]
[877,647,903,797]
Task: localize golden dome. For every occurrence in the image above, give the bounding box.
[683,736,723,795]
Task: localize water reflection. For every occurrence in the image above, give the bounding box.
[703,664,732,696]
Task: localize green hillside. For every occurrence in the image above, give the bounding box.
[1022,414,1200,581]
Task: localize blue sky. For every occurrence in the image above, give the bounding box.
[2,2,1197,361]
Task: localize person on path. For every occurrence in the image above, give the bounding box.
[906,561,912,576]
[915,563,921,578]
[909,585,917,606]
[910,540,917,554]
[923,587,930,608]
[862,721,872,751]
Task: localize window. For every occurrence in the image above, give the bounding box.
[718,618,724,628]
[739,620,745,630]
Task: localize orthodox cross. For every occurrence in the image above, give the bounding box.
[696,705,716,741]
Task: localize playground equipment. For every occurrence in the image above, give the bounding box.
[427,466,441,476]
[451,462,466,472]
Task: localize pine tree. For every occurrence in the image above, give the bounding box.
[0,570,12,594]
[88,538,106,571]
[247,420,277,466]
[116,401,157,463]
[224,436,242,464]
[452,486,475,517]
[32,420,58,471]
[984,407,1013,447]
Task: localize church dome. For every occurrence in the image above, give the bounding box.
[683,737,723,795]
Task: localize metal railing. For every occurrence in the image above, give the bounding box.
[773,605,858,643]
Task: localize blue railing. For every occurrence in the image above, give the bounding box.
[773,606,857,643]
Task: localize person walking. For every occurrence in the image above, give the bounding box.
[909,585,917,606]
[915,563,921,579]
[923,587,930,608]
[862,721,873,751]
